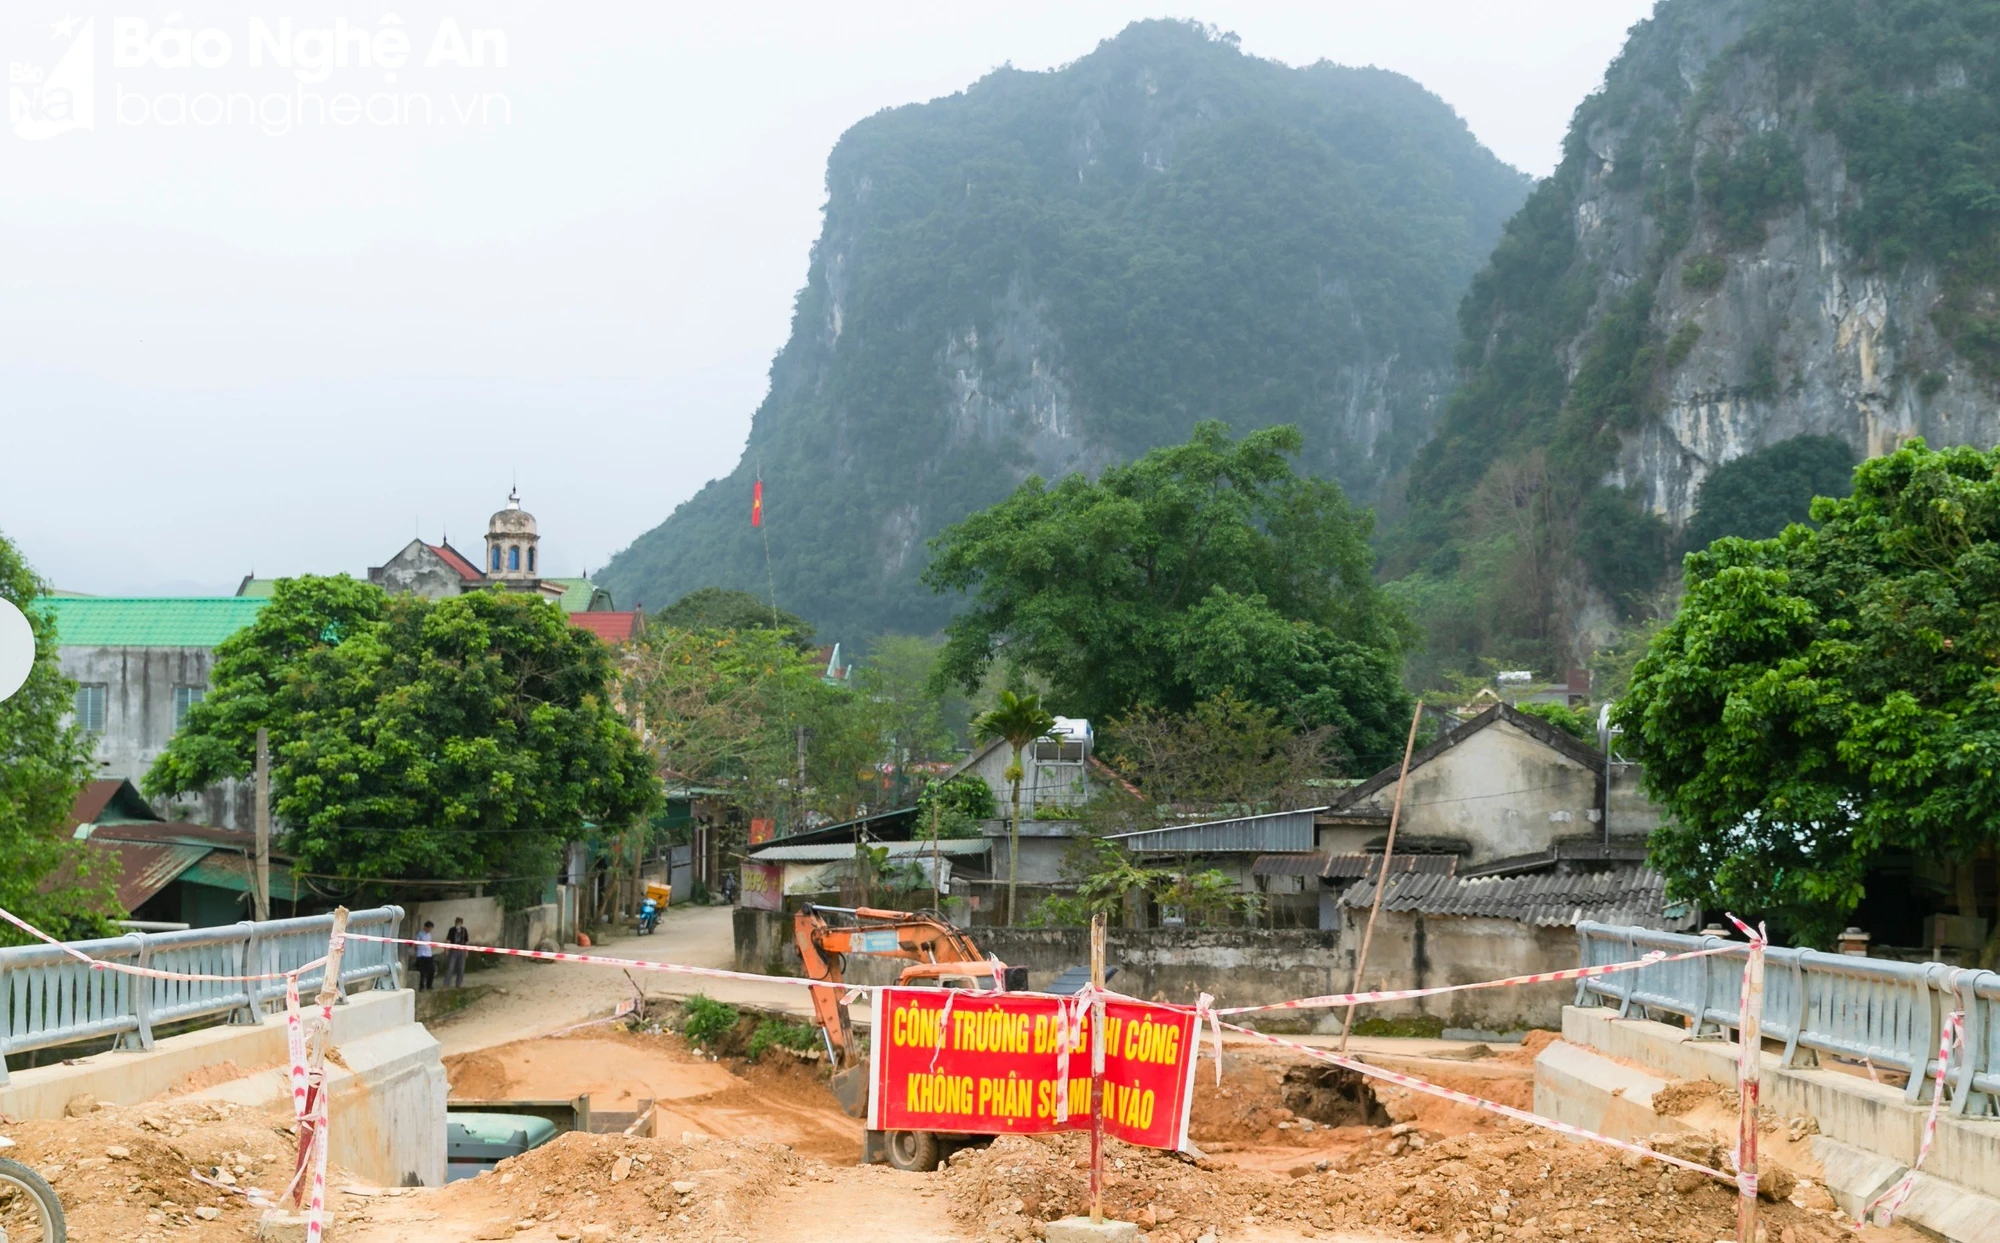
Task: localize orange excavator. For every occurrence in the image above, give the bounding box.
[794,904,1025,1170]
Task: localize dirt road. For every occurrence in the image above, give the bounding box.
[433,904,815,1057]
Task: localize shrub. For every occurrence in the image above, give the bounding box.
[682,995,739,1048]
[1682,254,1726,291]
[747,1018,821,1061]
[1664,321,1703,369]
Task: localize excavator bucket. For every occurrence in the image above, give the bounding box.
[830,1064,871,1119]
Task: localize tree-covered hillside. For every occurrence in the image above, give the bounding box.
[1388,0,2000,681]
[601,20,1529,642]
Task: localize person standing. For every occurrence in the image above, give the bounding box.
[444,916,471,988]
[414,920,436,991]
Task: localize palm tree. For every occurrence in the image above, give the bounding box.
[974,690,1057,924]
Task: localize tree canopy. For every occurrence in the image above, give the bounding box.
[146,577,657,904]
[1681,434,1856,552]
[926,421,1414,770]
[0,529,114,942]
[648,587,815,649]
[1618,440,2000,943]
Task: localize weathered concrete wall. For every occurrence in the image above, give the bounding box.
[1334,909,1580,1031]
[59,644,251,830]
[1337,718,1600,863]
[408,897,504,947]
[731,908,1344,1012]
[0,988,445,1187]
[369,540,471,600]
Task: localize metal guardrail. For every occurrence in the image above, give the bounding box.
[0,906,404,1085]
[1576,920,2000,1117]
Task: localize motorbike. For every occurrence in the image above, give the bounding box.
[637,895,660,934]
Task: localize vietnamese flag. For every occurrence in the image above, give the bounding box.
[752,479,764,527]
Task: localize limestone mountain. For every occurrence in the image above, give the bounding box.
[1393,0,2000,672]
[600,20,1530,641]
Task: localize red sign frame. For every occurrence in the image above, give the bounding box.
[865,987,1198,1151]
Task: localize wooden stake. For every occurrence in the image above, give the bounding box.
[1088,912,1107,1225]
[1737,933,1765,1243]
[254,727,271,922]
[1340,700,1425,1053]
[295,906,348,1207]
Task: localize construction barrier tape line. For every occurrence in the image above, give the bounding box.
[1215,1018,1750,1189]
[338,931,1711,1013]
[1864,1008,1965,1224]
[1213,943,1740,1014]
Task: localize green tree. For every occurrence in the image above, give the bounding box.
[648,587,815,649]
[1681,434,1857,553]
[927,421,1413,769]
[1104,692,1332,815]
[914,775,994,841]
[0,531,115,942]
[973,690,1056,924]
[1618,440,2000,944]
[147,578,658,905]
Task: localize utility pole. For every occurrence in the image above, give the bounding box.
[1088,913,1107,1225]
[1340,700,1424,1052]
[254,727,271,922]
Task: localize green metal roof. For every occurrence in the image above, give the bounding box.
[46,598,267,648]
[236,577,280,598]
[544,578,608,611]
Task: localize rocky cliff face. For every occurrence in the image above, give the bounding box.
[600,20,1529,641]
[1398,0,2000,665]
[1581,3,2000,527]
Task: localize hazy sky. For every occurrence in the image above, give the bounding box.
[0,1,1653,597]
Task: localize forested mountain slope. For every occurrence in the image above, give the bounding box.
[1391,0,2000,674]
[601,20,1529,640]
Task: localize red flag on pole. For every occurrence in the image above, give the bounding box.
[751,479,764,527]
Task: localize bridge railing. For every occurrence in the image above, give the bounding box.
[1576,920,1998,1116]
[0,905,404,1085]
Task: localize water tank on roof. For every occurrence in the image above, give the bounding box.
[1049,717,1092,747]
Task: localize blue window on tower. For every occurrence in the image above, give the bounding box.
[509,546,520,571]
[491,546,502,571]
[528,547,536,573]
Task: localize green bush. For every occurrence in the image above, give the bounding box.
[746,1018,821,1061]
[1351,1014,1447,1038]
[1682,254,1726,292]
[683,995,740,1048]
[1664,321,1703,369]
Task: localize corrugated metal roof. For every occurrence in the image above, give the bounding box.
[749,839,992,863]
[46,598,267,647]
[1339,865,1675,928]
[92,841,212,911]
[1320,853,1461,880]
[1251,853,1330,878]
[1110,807,1326,854]
[544,578,606,612]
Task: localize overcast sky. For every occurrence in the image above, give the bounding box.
[0,1,1654,597]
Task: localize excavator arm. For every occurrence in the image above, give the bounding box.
[793,905,998,1073]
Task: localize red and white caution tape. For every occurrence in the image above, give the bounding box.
[1213,943,1738,1014]
[1864,1008,1965,1224]
[0,907,330,983]
[1214,1017,1746,1187]
[342,931,929,993]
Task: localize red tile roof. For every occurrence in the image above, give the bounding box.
[429,541,486,581]
[568,611,642,643]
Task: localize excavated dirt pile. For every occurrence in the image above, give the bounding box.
[400,1131,815,1241]
[0,1095,309,1243]
[941,1125,1853,1243]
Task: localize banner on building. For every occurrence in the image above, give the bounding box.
[866,987,1197,1151]
[740,861,784,912]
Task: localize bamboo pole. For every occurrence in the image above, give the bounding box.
[1088,912,1107,1225]
[295,906,348,1207]
[1340,700,1425,1053]
[1737,932,1765,1243]
[253,728,271,922]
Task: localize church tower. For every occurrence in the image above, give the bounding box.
[484,487,540,582]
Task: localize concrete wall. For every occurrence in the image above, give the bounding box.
[0,988,446,1188]
[409,897,504,947]
[368,540,469,600]
[1337,717,1601,863]
[60,644,251,830]
[1335,908,1579,1032]
[731,907,1344,1013]
[978,821,1080,886]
